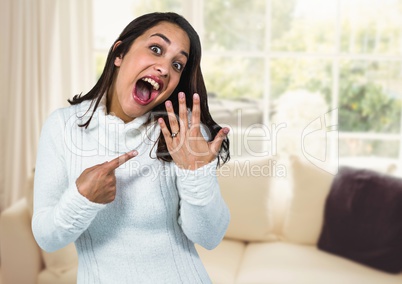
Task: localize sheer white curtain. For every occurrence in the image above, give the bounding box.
[0,0,94,211]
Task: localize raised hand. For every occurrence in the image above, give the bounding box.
[158,92,229,170]
[76,150,138,204]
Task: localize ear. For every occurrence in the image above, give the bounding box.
[113,41,123,67]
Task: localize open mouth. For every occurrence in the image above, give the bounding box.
[133,77,163,105]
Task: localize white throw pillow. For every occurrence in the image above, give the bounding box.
[218,157,277,242]
[283,155,333,245]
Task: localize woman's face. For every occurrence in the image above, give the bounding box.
[108,22,190,122]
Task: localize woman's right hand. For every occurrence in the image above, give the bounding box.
[75,150,137,204]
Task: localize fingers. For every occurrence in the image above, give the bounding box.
[191,93,201,128]
[157,92,230,170]
[160,92,188,141]
[165,100,180,134]
[178,92,188,130]
[163,93,198,136]
[158,117,172,140]
[105,150,138,171]
[209,127,230,156]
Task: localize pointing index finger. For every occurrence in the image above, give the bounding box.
[106,150,138,171]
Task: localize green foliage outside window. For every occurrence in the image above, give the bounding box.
[203,0,401,137]
[339,61,401,133]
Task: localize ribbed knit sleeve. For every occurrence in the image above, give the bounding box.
[32,109,106,252]
[175,159,230,250]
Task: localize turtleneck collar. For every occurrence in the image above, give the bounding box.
[80,95,158,155]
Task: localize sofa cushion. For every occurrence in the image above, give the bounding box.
[318,167,402,274]
[0,198,43,284]
[283,155,333,245]
[236,242,402,284]
[196,239,246,284]
[217,157,277,242]
[41,243,78,278]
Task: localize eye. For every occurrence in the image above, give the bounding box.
[150,45,162,54]
[173,62,184,72]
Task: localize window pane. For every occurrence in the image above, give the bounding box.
[203,0,266,51]
[339,60,402,133]
[203,56,264,100]
[270,58,333,157]
[271,0,337,52]
[203,56,264,129]
[270,58,332,102]
[340,137,400,158]
[340,0,402,55]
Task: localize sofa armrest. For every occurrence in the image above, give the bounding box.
[0,198,43,284]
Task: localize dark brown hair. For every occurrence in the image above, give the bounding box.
[69,12,229,165]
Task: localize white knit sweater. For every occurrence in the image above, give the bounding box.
[32,99,230,284]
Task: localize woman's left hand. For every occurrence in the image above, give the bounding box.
[158,92,229,170]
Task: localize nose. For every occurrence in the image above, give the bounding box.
[154,59,169,77]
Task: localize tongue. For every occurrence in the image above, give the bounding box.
[136,81,151,101]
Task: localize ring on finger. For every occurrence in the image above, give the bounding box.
[171,130,179,138]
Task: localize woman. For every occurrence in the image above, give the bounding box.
[32,12,230,283]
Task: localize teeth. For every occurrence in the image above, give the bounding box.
[142,78,160,91]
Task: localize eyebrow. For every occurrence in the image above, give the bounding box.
[150,33,189,59]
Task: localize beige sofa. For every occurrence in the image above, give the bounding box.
[1,155,402,284]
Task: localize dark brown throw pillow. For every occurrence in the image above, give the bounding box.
[318,166,402,274]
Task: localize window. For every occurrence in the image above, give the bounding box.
[93,0,402,168]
